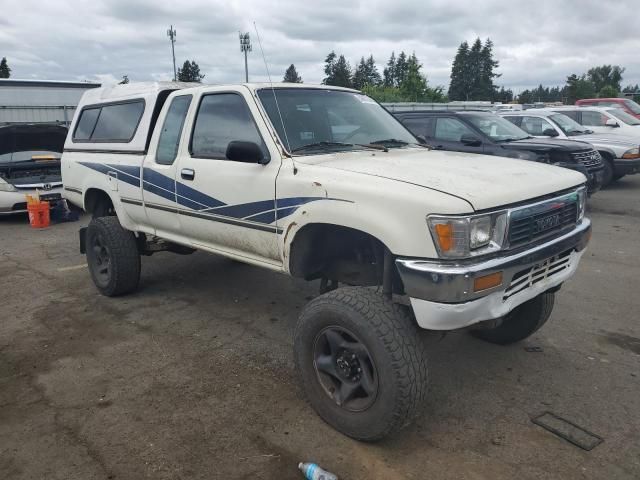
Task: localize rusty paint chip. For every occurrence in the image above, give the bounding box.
[532,412,603,451]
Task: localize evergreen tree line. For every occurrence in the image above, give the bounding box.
[519,65,632,104]
[282,51,446,102]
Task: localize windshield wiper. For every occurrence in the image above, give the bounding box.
[291,141,355,153]
[370,138,410,146]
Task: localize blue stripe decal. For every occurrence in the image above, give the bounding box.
[78,162,345,229]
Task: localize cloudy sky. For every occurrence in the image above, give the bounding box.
[2,0,638,92]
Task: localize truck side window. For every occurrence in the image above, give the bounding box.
[91,101,145,142]
[156,95,192,165]
[434,118,475,142]
[581,111,607,126]
[402,117,435,138]
[74,108,100,141]
[191,93,267,160]
[520,116,553,135]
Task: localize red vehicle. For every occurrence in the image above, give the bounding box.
[575,98,640,119]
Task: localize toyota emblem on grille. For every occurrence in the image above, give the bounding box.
[534,213,561,233]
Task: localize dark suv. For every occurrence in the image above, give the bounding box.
[394,110,604,193]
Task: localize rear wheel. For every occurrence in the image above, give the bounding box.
[471,292,555,345]
[86,216,140,296]
[294,287,428,441]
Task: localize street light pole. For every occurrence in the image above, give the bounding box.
[239,32,252,83]
[167,25,177,81]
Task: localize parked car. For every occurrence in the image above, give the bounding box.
[576,98,640,119]
[500,110,640,185]
[0,123,67,215]
[393,110,604,193]
[552,106,640,140]
[62,82,591,441]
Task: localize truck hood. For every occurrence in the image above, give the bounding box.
[568,133,639,149]
[500,137,593,152]
[295,148,586,211]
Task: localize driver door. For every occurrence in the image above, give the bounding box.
[173,90,282,266]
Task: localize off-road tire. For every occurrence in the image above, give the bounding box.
[294,287,428,441]
[471,292,555,345]
[86,216,141,296]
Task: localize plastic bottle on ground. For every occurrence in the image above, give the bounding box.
[298,462,338,480]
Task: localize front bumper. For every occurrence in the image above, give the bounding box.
[614,158,640,176]
[396,219,591,330]
[0,187,64,215]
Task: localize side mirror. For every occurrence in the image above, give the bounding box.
[605,118,619,128]
[460,134,482,147]
[416,134,428,145]
[225,141,269,164]
[542,128,559,137]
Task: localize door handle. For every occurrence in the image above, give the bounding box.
[181,168,195,181]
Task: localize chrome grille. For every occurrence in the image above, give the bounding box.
[508,202,578,247]
[572,150,603,171]
[504,250,572,299]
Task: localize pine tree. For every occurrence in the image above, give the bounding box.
[331,55,352,88]
[177,60,205,82]
[0,57,11,79]
[467,38,483,100]
[479,39,500,101]
[383,52,396,87]
[322,51,337,85]
[400,53,427,101]
[395,51,408,87]
[283,64,302,83]
[448,41,469,100]
[322,52,352,88]
[365,55,381,86]
[353,57,368,90]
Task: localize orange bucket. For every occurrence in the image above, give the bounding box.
[27,201,50,228]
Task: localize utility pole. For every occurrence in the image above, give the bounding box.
[167,25,177,81]
[239,32,252,83]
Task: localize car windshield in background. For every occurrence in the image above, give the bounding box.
[257,88,417,154]
[608,108,640,125]
[549,114,590,136]
[464,113,530,141]
[624,100,640,114]
[0,150,62,164]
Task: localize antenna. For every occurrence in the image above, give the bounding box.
[253,22,295,170]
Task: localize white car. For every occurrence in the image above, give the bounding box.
[62,82,591,441]
[0,124,66,215]
[551,106,640,139]
[500,109,640,185]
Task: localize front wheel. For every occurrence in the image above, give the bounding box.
[471,292,555,345]
[86,216,141,296]
[294,287,428,441]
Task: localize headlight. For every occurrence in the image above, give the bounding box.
[0,179,17,192]
[622,147,640,159]
[427,211,508,258]
[577,186,587,221]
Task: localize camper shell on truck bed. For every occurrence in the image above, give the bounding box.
[62,83,591,441]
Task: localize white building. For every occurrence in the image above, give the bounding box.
[0,79,101,126]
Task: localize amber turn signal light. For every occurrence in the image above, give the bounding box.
[473,271,503,292]
[434,223,454,252]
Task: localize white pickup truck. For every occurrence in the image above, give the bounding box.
[62,82,591,441]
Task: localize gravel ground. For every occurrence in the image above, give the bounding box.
[1,177,639,480]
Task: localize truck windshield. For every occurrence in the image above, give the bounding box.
[464,113,530,141]
[608,108,640,125]
[549,114,590,136]
[257,88,417,154]
[624,99,640,114]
